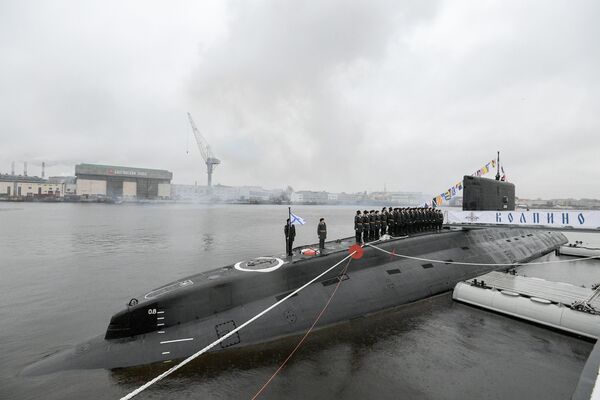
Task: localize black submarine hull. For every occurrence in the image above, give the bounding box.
[22,227,566,376]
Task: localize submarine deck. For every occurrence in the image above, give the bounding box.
[289,226,464,261]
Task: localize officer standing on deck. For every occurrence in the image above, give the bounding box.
[354,210,363,244]
[381,207,388,236]
[318,218,327,253]
[369,210,376,241]
[284,218,296,257]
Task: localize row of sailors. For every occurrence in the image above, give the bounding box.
[354,207,444,243]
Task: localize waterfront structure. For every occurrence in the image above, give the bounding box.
[0,174,64,198]
[388,191,429,205]
[291,190,329,204]
[75,164,172,200]
[290,190,429,206]
[48,176,77,196]
[172,184,284,203]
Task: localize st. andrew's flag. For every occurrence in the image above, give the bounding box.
[290,212,306,225]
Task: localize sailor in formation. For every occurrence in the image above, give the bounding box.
[380,207,388,235]
[369,210,375,241]
[357,207,443,243]
[362,210,370,244]
[354,210,363,244]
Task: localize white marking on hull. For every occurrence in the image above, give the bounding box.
[234,257,285,273]
[162,352,170,355]
[160,338,194,344]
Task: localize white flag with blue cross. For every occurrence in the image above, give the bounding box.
[290,212,305,225]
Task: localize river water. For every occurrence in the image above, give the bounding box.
[0,203,597,400]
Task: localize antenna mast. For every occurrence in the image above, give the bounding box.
[495,151,501,181]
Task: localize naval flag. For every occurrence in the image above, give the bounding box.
[290,212,306,225]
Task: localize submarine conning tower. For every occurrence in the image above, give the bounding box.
[462,175,515,211]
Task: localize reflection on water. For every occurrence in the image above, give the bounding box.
[73,230,168,255]
[203,233,215,252]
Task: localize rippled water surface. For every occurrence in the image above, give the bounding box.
[0,203,596,399]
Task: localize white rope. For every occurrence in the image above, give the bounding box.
[367,243,600,266]
[120,251,356,400]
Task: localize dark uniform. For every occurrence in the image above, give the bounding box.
[362,210,370,243]
[387,207,394,236]
[317,218,327,251]
[369,211,376,241]
[284,220,296,256]
[374,211,381,240]
[381,207,388,236]
[398,208,404,236]
[354,210,363,243]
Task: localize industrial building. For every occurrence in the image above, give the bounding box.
[291,190,329,204]
[0,174,65,198]
[75,164,172,200]
[48,176,77,196]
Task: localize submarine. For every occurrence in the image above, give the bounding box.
[22,177,568,376]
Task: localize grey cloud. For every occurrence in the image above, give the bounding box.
[0,1,598,198]
[188,0,441,191]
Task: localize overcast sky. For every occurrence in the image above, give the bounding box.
[1,1,599,199]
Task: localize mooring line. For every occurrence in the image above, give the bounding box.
[367,243,600,266]
[250,257,353,399]
[120,251,356,400]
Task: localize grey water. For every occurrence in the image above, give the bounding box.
[0,203,597,400]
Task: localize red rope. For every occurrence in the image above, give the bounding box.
[250,258,353,400]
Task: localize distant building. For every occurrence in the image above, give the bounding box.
[388,192,429,206]
[291,191,329,204]
[336,192,363,204]
[75,164,172,200]
[0,174,64,197]
[171,184,284,203]
[240,186,283,202]
[48,176,77,195]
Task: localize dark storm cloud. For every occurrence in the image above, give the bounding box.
[1,1,598,198]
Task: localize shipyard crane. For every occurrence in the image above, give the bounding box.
[187,112,220,190]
